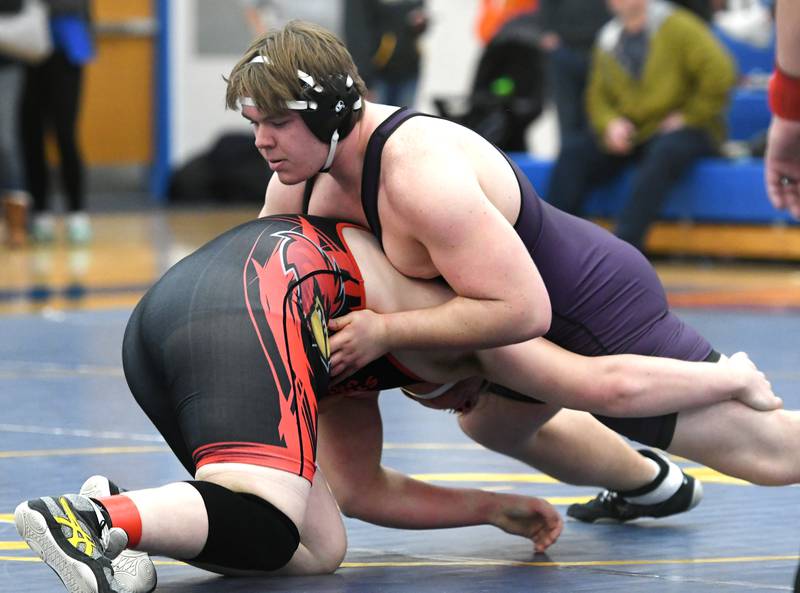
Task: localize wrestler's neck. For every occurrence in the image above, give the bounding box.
[322,101,396,190]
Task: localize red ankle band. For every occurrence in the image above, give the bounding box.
[769,65,800,121]
[98,495,142,548]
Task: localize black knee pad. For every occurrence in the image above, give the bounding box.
[186,480,300,571]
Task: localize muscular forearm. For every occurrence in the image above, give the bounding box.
[474,340,764,417]
[586,355,752,417]
[382,295,548,352]
[339,465,498,529]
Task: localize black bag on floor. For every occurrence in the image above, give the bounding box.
[168,132,272,204]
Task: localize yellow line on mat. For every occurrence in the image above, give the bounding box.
[0,446,169,459]
[340,555,800,568]
[2,551,796,568]
[0,542,27,550]
[411,469,751,486]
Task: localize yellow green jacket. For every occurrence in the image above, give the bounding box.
[586,1,737,147]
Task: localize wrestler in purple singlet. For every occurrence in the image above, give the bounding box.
[352,108,718,448]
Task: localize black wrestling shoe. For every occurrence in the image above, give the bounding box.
[15,493,131,593]
[567,471,703,523]
[79,476,156,593]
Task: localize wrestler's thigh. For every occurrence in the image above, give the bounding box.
[122,300,195,474]
[164,311,291,462]
[458,394,560,451]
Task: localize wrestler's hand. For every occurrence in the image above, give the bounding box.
[765,116,800,219]
[328,309,390,380]
[488,493,563,553]
[726,351,783,411]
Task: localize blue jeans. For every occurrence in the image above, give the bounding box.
[547,127,716,252]
[546,46,592,138]
[0,64,25,191]
[370,76,419,108]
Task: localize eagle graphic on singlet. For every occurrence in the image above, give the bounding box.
[242,216,361,480]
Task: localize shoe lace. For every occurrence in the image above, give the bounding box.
[598,490,622,509]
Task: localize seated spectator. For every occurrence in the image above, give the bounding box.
[547,0,736,253]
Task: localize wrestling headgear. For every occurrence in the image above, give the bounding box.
[241,55,363,172]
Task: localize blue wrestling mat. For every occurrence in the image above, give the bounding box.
[1,306,799,593]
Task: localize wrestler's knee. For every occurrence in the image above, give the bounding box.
[183,478,301,573]
[671,407,800,486]
[745,411,800,486]
[316,531,347,574]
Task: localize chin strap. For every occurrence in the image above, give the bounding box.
[319,129,340,173]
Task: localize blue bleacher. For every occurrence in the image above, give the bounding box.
[510,154,795,224]
[511,26,795,226]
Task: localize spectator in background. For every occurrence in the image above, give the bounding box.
[764,0,800,221]
[537,0,610,138]
[547,0,736,254]
[0,0,30,248]
[475,0,538,46]
[345,0,428,108]
[22,0,95,244]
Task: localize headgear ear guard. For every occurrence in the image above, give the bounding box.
[242,55,363,172]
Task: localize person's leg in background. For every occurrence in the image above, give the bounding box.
[49,50,91,243]
[546,45,592,139]
[370,75,420,108]
[546,130,627,214]
[0,62,30,247]
[614,128,715,252]
[21,57,54,243]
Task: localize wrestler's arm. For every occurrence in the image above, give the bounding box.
[259,173,303,217]
[316,392,563,552]
[337,225,779,416]
[472,339,779,416]
[328,135,552,376]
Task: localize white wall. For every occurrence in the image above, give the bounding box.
[167,0,556,167]
[169,1,249,164]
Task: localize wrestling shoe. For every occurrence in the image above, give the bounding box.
[80,476,156,593]
[15,493,132,593]
[567,451,703,523]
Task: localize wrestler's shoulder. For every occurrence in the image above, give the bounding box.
[382,115,463,162]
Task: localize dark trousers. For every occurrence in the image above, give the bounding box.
[547,128,715,251]
[21,51,85,213]
[546,46,592,137]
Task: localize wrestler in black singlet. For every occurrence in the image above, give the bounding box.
[123,215,422,483]
[303,108,719,449]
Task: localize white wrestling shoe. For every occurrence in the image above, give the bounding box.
[80,476,157,593]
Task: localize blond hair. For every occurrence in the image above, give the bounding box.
[225,20,366,119]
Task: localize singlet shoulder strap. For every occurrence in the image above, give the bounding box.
[302,175,317,214]
[361,107,434,245]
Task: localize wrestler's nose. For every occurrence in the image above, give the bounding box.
[254,125,276,150]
